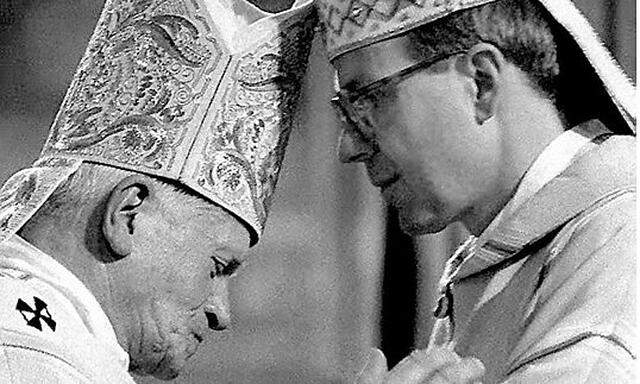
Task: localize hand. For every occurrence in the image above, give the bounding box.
[356,347,485,384]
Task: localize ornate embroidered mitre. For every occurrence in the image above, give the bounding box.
[0,0,316,245]
[317,0,635,134]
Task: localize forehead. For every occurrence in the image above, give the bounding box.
[332,35,417,91]
[191,202,251,257]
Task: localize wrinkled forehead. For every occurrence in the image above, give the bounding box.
[193,201,252,255]
[332,34,418,92]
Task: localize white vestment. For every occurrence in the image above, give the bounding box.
[0,235,135,384]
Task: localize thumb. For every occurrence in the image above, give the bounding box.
[356,348,388,384]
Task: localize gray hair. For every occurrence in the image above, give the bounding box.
[34,162,220,224]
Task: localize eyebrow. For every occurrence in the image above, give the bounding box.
[338,69,400,97]
[341,76,371,93]
[333,80,369,102]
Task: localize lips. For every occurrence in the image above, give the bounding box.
[186,315,206,358]
[186,332,203,358]
[372,174,400,190]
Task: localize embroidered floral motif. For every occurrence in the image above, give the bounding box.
[197,16,316,232]
[42,0,223,172]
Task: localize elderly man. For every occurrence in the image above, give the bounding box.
[318,0,636,383]
[0,0,315,382]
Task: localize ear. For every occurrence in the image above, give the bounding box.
[460,43,505,125]
[102,175,156,259]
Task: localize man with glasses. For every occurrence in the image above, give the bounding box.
[319,0,636,383]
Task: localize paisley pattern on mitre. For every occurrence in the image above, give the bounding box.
[41,0,225,174]
[193,17,316,234]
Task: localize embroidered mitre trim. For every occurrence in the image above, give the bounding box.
[318,0,493,60]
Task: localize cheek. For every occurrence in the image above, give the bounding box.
[382,78,495,210]
[163,251,211,305]
[397,78,485,173]
[134,235,211,306]
[403,77,474,146]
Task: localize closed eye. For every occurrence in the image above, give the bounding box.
[210,257,241,278]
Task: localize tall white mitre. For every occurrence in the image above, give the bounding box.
[0,0,317,245]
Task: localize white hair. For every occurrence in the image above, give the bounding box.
[35,162,221,224]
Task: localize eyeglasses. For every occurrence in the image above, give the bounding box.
[331,51,464,140]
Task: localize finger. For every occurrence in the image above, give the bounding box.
[437,357,485,384]
[386,348,460,384]
[356,348,388,384]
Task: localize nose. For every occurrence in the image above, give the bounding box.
[204,279,231,331]
[337,128,375,163]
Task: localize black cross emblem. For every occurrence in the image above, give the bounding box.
[16,296,56,332]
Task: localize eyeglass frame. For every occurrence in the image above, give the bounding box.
[330,50,465,142]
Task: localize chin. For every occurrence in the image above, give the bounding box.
[131,335,194,381]
[130,300,205,380]
[398,207,449,236]
[151,363,183,381]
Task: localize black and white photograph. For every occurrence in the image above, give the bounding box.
[0,0,636,383]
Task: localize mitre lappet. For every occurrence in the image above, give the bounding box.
[318,0,635,134]
[0,0,317,245]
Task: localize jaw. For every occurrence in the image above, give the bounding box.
[128,300,199,380]
[148,351,183,381]
[458,199,505,236]
[397,205,449,235]
[391,190,452,236]
[130,334,192,381]
[384,177,457,236]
